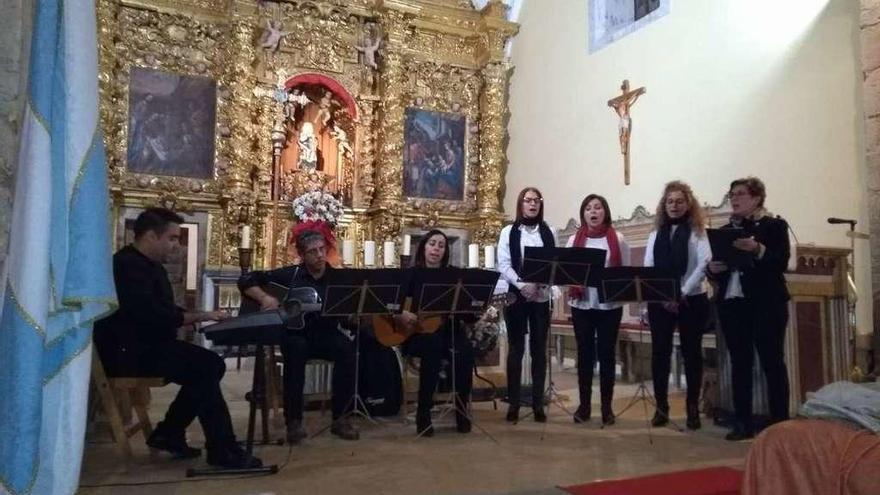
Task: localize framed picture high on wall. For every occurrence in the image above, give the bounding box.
[126,66,217,178]
[589,0,670,53]
[402,108,467,201]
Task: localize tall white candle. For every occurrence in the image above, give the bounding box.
[383,241,396,267]
[484,245,496,269]
[240,226,251,249]
[364,240,376,267]
[402,234,412,256]
[468,243,480,268]
[342,240,355,266]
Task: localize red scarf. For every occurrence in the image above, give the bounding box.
[569,224,621,299]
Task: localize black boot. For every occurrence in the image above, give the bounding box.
[506,405,520,423]
[651,405,670,427]
[146,421,201,459]
[533,406,547,423]
[686,402,701,430]
[416,411,434,437]
[286,419,307,445]
[206,442,263,469]
[573,403,591,424]
[601,402,615,426]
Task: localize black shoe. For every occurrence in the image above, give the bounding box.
[573,404,591,424]
[286,420,307,445]
[455,416,472,434]
[146,425,201,459]
[330,419,360,441]
[506,405,519,423]
[533,407,547,423]
[724,425,754,441]
[416,413,434,437]
[601,404,615,426]
[686,403,701,430]
[651,409,670,427]
[206,444,263,469]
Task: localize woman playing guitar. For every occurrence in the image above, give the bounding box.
[395,230,474,437]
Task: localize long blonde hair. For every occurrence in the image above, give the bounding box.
[654,180,706,234]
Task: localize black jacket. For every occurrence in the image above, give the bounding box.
[709,214,791,304]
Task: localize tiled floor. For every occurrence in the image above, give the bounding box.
[79,360,751,495]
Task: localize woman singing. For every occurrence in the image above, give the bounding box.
[644,181,711,430]
[567,194,631,425]
[397,230,474,436]
[708,177,791,441]
[497,187,556,422]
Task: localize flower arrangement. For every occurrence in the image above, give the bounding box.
[291,190,344,225]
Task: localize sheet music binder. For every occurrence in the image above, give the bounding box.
[320,268,406,317]
[520,246,607,287]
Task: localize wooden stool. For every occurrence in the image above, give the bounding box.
[91,352,165,460]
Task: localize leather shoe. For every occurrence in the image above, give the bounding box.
[725,425,754,441]
[146,424,201,459]
[573,404,591,424]
[533,407,547,423]
[206,443,263,469]
[651,409,670,427]
[416,412,434,437]
[601,404,615,426]
[286,420,307,445]
[506,405,519,423]
[686,403,701,430]
[330,419,360,441]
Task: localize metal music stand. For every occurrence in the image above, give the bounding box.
[311,268,406,435]
[599,266,680,443]
[518,246,607,424]
[409,267,501,442]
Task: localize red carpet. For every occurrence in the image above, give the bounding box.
[560,466,742,495]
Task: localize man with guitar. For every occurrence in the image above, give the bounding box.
[392,230,474,436]
[238,230,359,444]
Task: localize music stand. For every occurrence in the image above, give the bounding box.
[599,266,680,442]
[311,268,406,436]
[409,267,501,442]
[518,246,607,423]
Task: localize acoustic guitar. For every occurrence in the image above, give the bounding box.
[372,298,444,347]
[238,282,289,315]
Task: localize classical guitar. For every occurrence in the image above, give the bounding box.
[373,297,444,347]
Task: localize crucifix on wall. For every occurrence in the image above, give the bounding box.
[608,79,646,185]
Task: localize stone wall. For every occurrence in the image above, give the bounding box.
[0,0,31,275]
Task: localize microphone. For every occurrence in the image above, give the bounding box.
[828,217,857,226]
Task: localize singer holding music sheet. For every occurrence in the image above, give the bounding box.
[238,230,359,444]
[94,208,262,469]
[707,177,791,441]
[396,230,475,436]
[497,187,556,423]
[565,194,631,425]
[643,181,711,430]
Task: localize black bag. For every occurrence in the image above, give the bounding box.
[357,334,403,417]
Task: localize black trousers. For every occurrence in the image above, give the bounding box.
[571,307,623,407]
[504,300,550,406]
[282,325,356,422]
[138,340,235,451]
[647,294,710,409]
[717,297,790,425]
[403,326,474,415]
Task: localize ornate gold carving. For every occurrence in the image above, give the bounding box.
[477,62,510,214]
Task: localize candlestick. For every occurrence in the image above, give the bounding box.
[468,243,480,268]
[402,234,412,256]
[342,239,355,266]
[364,240,376,267]
[484,245,496,269]
[240,225,251,249]
[383,241,395,267]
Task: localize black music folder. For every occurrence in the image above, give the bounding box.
[409,267,500,315]
[520,246,607,287]
[707,228,753,270]
[320,268,406,317]
[599,267,679,304]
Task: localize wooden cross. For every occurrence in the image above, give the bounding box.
[607,79,646,185]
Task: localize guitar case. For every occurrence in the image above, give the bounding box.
[357,330,403,417]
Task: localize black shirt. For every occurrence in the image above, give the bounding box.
[238,264,342,332]
[97,245,185,349]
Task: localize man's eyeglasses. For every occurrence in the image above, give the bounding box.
[522,197,543,205]
[728,191,751,199]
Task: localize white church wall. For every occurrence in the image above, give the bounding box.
[506,0,873,334]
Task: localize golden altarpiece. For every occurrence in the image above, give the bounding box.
[98,0,518,397]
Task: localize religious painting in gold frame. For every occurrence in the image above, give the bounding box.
[402,108,467,202]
